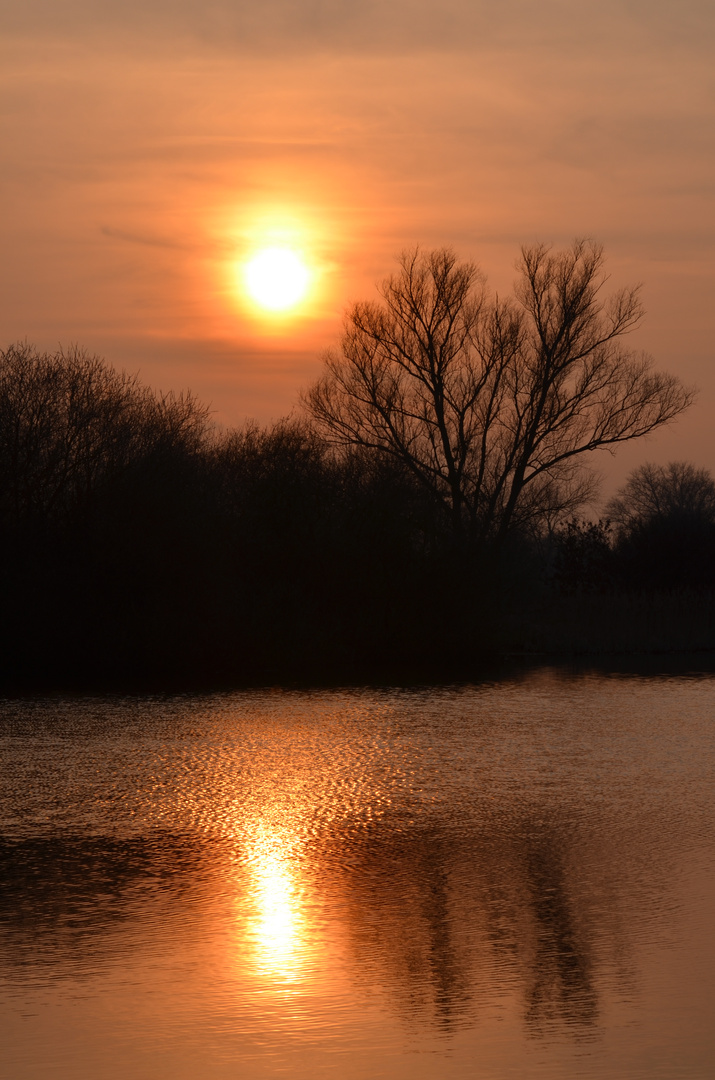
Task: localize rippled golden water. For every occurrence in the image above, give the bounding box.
[1,668,714,1078]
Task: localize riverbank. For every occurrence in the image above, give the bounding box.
[3,589,714,695]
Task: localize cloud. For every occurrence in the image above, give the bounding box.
[100,226,193,250]
[2,0,713,57]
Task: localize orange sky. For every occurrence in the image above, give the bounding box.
[1,0,713,492]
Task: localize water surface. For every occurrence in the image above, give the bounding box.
[1,668,714,1078]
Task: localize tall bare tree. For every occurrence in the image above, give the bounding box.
[303,241,693,545]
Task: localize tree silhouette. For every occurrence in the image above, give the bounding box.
[304,241,692,547]
[608,461,715,590]
[607,461,715,531]
[0,342,210,526]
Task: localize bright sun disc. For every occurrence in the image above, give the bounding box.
[245,247,310,311]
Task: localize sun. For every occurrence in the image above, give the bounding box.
[244,247,311,312]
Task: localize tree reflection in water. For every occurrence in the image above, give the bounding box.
[312,808,606,1039]
[522,822,597,1034]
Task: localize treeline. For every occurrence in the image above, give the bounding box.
[0,344,502,687]
[1,344,712,688]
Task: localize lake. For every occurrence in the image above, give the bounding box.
[1,666,714,1078]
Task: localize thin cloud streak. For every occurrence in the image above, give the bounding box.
[2,0,713,57]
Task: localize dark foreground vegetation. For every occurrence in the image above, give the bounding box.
[2,241,713,688]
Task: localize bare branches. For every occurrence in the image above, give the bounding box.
[607,462,715,533]
[0,342,212,523]
[303,241,693,545]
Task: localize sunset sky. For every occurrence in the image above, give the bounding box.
[1,0,713,491]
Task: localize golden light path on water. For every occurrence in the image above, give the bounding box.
[216,697,389,997]
[243,820,305,983]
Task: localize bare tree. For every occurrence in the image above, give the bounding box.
[0,342,211,523]
[303,241,693,545]
[607,461,715,534]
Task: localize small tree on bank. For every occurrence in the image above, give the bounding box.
[607,461,715,533]
[303,241,693,547]
[607,461,715,590]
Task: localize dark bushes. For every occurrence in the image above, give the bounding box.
[0,346,496,687]
[550,520,615,595]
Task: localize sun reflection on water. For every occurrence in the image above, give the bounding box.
[243,822,306,984]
